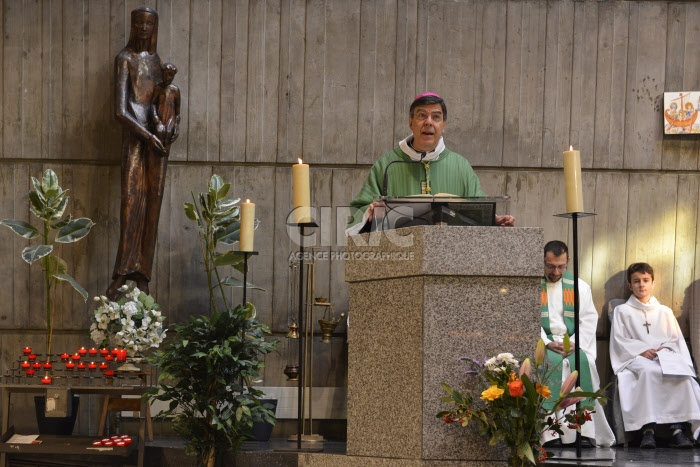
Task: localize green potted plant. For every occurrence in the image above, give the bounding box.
[147,174,279,467]
[0,169,94,355]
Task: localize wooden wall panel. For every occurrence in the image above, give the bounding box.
[277,0,305,164]
[357,0,398,166]
[3,1,23,159]
[542,0,574,168]
[592,1,628,169]
[624,2,667,170]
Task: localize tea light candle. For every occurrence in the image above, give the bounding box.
[111,348,119,357]
[292,159,311,223]
[100,348,109,356]
[77,362,86,371]
[92,440,103,446]
[60,353,70,361]
[21,361,30,370]
[23,347,32,355]
[563,146,584,213]
[43,362,52,370]
[99,362,109,371]
[32,362,41,370]
[88,362,97,371]
[78,347,87,356]
[239,199,255,252]
[25,369,35,376]
[104,369,115,377]
[105,354,114,362]
[41,375,51,385]
[28,354,37,362]
[65,360,75,370]
[88,347,98,356]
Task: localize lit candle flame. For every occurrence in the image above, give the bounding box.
[298,158,303,164]
[246,199,250,203]
[569,145,573,151]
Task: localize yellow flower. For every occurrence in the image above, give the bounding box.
[481,385,505,401]
[536,383,552,399]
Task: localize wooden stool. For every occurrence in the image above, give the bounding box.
[98,395,153,442]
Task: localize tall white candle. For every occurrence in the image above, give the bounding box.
[563,146,584,213]
[292,159,311,223]
[239,199,255,252]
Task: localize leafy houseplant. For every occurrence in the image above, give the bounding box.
[0,169,94,355]
[147,174,279,467]
[437,338,606,466]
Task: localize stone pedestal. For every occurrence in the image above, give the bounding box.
[344,226,543,463]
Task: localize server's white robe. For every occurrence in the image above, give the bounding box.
[610,295,700,432]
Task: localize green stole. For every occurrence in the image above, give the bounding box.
[540,271,593,410]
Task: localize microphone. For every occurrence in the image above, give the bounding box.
[382,152,427,197]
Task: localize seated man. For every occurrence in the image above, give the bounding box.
[610,262,700,448]
[540,240,615,447]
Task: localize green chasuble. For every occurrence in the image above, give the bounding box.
[540,271,593,410]
[347,147,486,228]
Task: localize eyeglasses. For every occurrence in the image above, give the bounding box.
[413,111,443,123]
[544,264,567,272]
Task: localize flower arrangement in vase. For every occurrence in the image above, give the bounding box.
[437,337,606,466]
[89,283,166,356]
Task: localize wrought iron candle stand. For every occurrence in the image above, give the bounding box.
[554,211,610,461]
[234,250,258,307]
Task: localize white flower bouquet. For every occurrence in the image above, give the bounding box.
[90,284,167,354]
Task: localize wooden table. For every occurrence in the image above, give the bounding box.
[0,383,150,467]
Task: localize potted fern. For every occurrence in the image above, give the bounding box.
[147,174,279,467]
[0,169,94,355]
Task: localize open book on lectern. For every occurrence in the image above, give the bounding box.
[370,195,510,232]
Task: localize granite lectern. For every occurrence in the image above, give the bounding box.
[345,225,543,464]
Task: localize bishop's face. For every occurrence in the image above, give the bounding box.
[544,251,569,283]
[408,103,446,152]
[628,271,654,303]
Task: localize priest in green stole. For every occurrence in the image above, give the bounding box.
[540,240,615,447]
[345,92,514,235]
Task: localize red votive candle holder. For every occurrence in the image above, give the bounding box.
[122,437,132,446]
[111,348,119,357]
[99,348,109,356]
[41,376,51,385]
[78,347,87,356]
[43,362,52,370]
[105,355,114,362]
[104,370,115,377]
[60,353,70,361]
[88,362,97,371]
[32,362,41,370]
[23,347,32,355]
[92,440,103,446]
[20,361,30,370]
[88,347,98,356]
[28,354,37,362]
[25,369,35,376]
[99,362,108,371]
[117,349,127,362]
[65,361,75,370]
[77,362,86,371]
[72,353,81,361]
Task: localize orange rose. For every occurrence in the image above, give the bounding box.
[508,379,525,397]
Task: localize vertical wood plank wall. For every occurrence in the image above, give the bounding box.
[1,0,699,426]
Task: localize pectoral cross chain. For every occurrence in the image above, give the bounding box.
[642,311,651,334]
